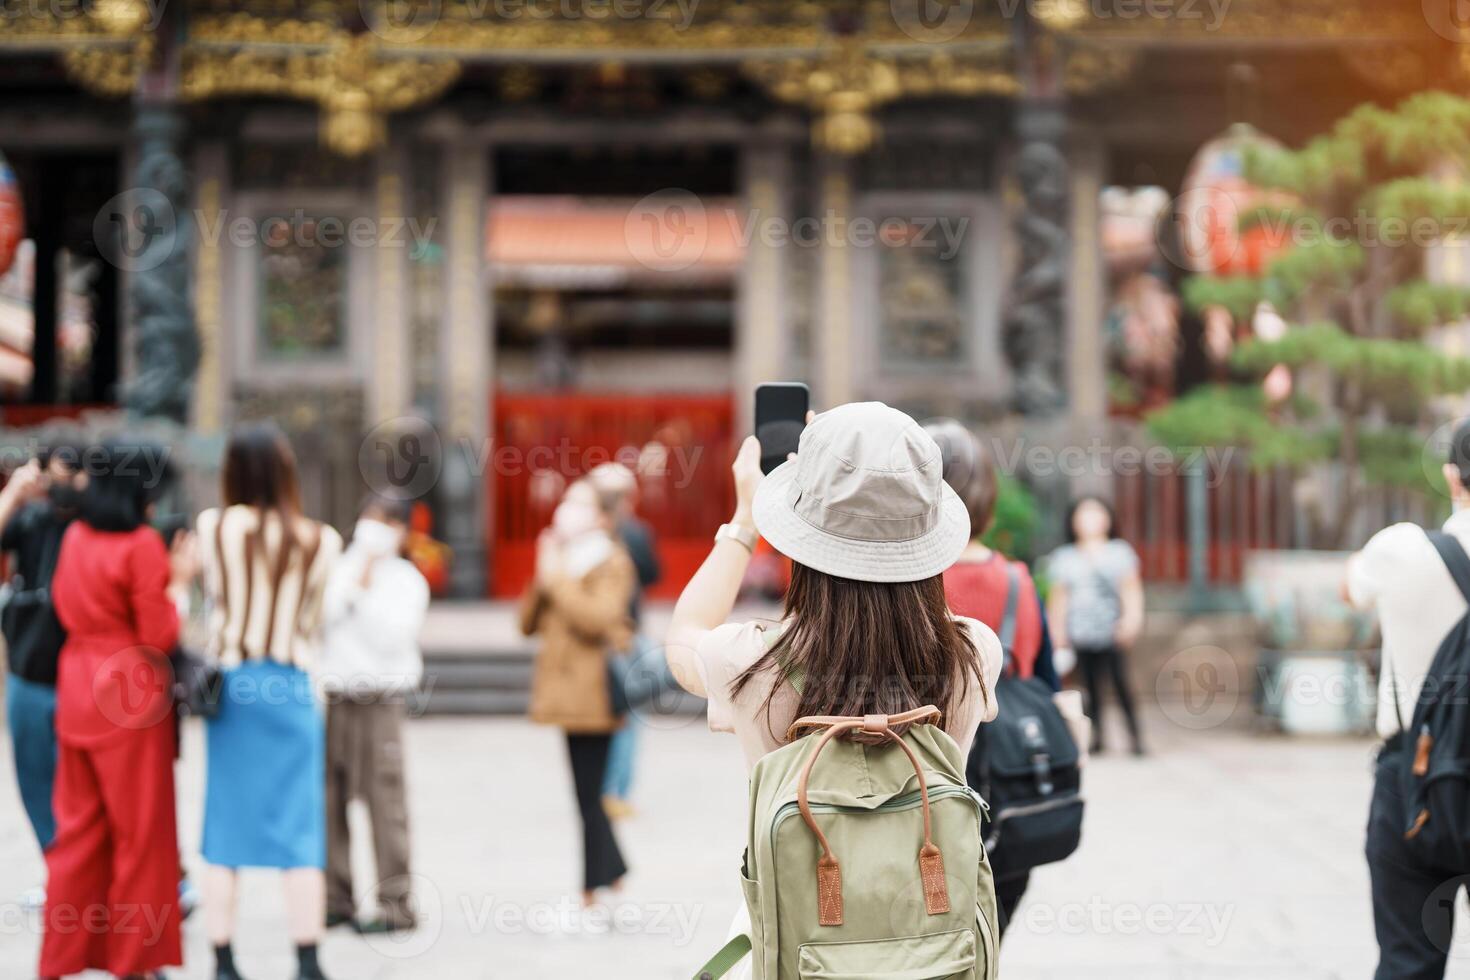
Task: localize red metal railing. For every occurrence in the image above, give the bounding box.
[1114,456,1296,585]
[490,392,736,599]
[0,404,103,428]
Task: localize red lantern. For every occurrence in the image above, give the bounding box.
[0,152,22,278]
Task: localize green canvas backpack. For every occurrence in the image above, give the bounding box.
[695,705,999,980]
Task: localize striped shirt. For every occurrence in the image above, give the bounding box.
[197,505,343,669]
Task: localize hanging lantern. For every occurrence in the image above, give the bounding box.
[1176,124,1296,276]
[0,152,23,278]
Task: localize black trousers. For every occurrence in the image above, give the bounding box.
[566,733,628,892]
[1368,737,1465,980]
[994,872,1030,939]
[1078,644,1141,750]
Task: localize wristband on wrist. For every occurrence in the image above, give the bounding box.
[715,522,758,552]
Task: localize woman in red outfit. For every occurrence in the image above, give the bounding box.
[40,442,193,980]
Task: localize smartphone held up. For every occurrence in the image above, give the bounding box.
[755,382,809,475]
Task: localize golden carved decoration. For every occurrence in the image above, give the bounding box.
[1031,0,1090,32]
[498,64,542,102]
[5,0,156,97]
[746,42,1017,154]
[180,36,461,156]
[1063,47,1139,95]
[189,0,1010,56]
[60,37,155,97]
[90,0,151,36]
[1069,0,1430,39]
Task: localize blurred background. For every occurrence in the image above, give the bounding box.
[6,0,1470,976]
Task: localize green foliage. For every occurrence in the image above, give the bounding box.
[1232,322,1470,398]
[1148,391,1442,493]
[983,473,1040,565]
[1388,282,1470,332]
[1245,92,1470,200]
[1181,275,1263,320]
[1368,177,1470,228]
[1146,386,1331,470]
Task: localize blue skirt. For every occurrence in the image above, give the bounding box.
[202,660,325,869]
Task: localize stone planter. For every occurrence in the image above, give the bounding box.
[1244,550,1377,736]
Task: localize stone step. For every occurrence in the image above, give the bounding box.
[413,650,706,718]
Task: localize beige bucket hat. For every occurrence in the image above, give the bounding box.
[752,402,972,583]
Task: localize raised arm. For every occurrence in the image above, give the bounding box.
[0,460,44,548]
[665,436,763,698]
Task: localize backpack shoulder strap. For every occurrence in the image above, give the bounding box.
[998,562,1020,670]
[692,933,751,979]
[1428,530,1470,604]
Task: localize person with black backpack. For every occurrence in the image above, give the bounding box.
[925,420,1084,937]
[0,440,83,883]
[1348,417,1470,979]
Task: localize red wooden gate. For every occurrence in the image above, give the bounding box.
[490,392,736,599]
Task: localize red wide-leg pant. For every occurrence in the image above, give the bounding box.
[39,718,182,977]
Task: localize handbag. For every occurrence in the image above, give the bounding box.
[607,635,674,716]
[169,646,224,719]
[0,526,67,685]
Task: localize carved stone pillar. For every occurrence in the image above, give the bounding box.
[438,141,489,596]
[735,141,793,430]
[815,152,855,409]
[1067,131,1107,426]
[371,144,412,426]
[123,106,199,422]
[1003,102,1070,418]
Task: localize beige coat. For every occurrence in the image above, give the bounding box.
[521,549,636,734]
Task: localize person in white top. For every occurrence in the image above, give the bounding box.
[1346,418,1470,980]
[320,495,430,935]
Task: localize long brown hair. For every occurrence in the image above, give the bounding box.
[222,421,308,553]
[732,562,985,744]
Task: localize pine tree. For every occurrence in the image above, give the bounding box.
[1147,92,1470,548]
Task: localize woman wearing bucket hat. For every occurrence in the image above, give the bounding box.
[666,401,1003,768]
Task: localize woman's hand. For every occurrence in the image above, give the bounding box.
[731,410,813,526]
[731,436,763,528]
[534,529,561,585]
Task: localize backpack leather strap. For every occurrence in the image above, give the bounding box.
[790,706,951,926]
[785,704,941,741]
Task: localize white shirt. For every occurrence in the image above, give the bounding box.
[320,547,430,694]
[1348,509,1470,738]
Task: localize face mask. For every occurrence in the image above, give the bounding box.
[551,500,600,539]
[353,518,404,557]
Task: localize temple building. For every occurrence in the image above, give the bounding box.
[0,0,1451,596]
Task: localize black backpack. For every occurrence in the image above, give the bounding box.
[967,563,1085,880]
[1,519,67,685]
[1398,530,1470,871]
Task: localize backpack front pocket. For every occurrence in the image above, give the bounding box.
[796,927,976,979]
